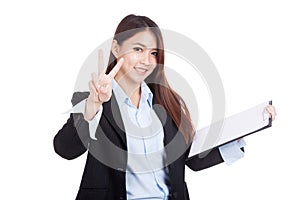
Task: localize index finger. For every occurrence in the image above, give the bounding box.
[108,58,124,78]
[98,49,105,76]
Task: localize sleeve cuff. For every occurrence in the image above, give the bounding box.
[65,98,87,114]
[65,98,103,140]
[218,139,246,165]
[87,105,103,140]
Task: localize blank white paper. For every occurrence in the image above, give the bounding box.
[188,101,271,158]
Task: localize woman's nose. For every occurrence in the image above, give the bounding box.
[140,51,150,65]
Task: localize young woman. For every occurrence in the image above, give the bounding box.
[54,14,276,200]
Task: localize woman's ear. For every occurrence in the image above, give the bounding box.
[111,40,120,58]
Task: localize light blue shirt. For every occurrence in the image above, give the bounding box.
[112,80,169,200]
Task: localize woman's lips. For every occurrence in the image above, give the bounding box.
[134,67,148,74]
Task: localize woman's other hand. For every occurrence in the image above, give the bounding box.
[266,104,277,121]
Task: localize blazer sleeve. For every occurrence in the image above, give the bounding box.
[53,92,90,160]
[185,148,224,171]
[185,146,245,171]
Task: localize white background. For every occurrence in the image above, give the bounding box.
[1,0,299,199]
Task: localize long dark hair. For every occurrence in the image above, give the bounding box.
[106,14,195,144]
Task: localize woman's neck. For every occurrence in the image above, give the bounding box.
[115,77,141,108]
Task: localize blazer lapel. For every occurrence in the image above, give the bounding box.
[152,104,176,146]
[102,97,176,149]
[153,103,189,168]
[102,93,127,148]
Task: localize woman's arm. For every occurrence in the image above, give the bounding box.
[185,145,245,171]
[185,148,224,171]
[53,113,89,160]
[53,92,91,160]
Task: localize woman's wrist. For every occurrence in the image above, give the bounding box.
[84,98,102,121]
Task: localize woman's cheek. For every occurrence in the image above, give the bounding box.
[130,53,140,65]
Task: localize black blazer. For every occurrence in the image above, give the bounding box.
[54,92,224,200]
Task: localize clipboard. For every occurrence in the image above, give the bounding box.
[188,100,272,159]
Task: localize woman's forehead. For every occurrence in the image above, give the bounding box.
[122,30,157,49]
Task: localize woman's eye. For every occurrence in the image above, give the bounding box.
[133,47,143,52]
[151,51,158,57]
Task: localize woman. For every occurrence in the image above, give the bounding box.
[54,14,276,200]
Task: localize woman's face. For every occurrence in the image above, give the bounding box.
[114,30,158,85]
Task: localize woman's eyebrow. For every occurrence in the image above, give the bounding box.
[132,42,157,50]
[132,42,146,47]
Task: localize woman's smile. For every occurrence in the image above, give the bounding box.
[133,66,149,74]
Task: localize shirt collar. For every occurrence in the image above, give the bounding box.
[112,79,153,109]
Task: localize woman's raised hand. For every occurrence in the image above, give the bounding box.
[84,49,124,121]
